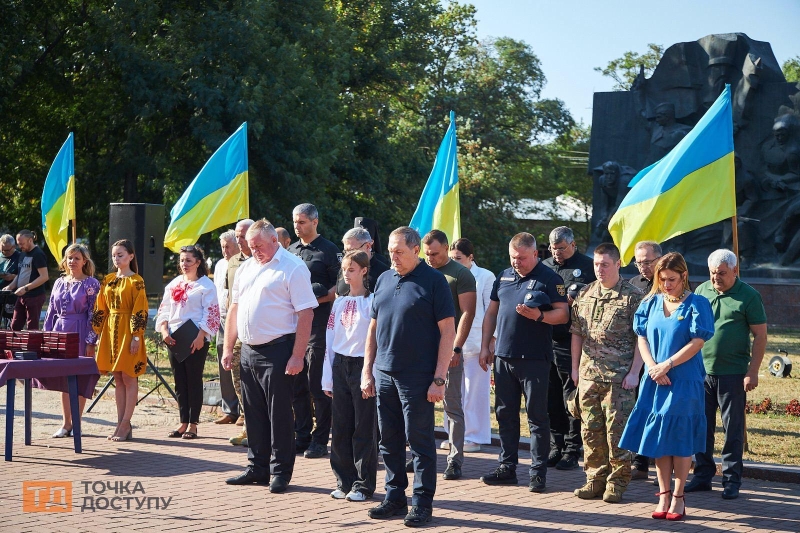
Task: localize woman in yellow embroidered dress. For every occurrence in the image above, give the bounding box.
[92,239,149,442]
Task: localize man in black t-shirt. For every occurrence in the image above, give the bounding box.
[479,233,569,493]
[0,234,21,291]
[287,203,340,459]
[3,230,49,330]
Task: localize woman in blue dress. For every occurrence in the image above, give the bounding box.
[619,252,714,521]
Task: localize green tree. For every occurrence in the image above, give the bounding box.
[784,56,800,82]
[595,43,664,91]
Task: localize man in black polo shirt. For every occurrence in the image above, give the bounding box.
[288,203,341,458]
[362,226,455,527]
[542,226,595,471]
[480,232,569,493]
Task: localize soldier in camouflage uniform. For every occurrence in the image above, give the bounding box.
[570,242,644,503]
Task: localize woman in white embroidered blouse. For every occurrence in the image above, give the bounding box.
[322,250,377,502]
[156,245,220,440]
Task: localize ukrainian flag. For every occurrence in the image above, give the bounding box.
[41,133,76,261]
[165,123,249,252]
[410,111,460,244]
[609,86,736,266]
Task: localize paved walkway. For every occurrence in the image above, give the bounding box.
[2,391,800,532]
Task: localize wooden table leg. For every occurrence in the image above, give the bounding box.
[5,379,15,461]
[24,378,31,446]
[68,375,82,454]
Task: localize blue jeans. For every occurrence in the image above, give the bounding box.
[376,369,436,508]
[693,374,746,488]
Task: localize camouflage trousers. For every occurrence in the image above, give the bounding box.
[230,340,243,417]
[578,379,635,488]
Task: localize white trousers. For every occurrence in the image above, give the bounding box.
[443,349,492,444]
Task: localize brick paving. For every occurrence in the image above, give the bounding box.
[2,420,799,533]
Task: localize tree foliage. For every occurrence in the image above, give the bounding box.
[784,56,800,82]
[0,0,582,275]
[594,43,664,91]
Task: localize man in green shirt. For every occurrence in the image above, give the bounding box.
[422,230,476,481]
[688,249,767,500]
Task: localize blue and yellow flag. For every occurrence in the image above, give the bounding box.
[165,123,249,252]
[41,133,76,261]
[609,86,736,265]
[410,111,460,245]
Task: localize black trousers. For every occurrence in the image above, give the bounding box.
[292,326,332,446]
[168,341,208,424]
[377,369,436,508]
[548,344,582,458]
[693,374,746,488]
[241,337,296,480]
[494,356,551,478]
[330,355,377,496]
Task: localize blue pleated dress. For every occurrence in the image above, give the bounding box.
[619,293,715,458]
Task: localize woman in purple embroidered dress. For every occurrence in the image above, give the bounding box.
[45,244,101,438]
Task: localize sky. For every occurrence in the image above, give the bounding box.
[460,0,800,125]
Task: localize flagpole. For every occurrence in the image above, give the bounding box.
[730,212,750,450]
[71,219,76,245]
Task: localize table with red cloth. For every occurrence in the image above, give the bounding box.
[0,357,100,461]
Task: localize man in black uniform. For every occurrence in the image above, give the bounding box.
[334,227,389,297]
[542,226,595,470]
[628,240,662,480]
[479,232,569,493]
[628,241,661,293]
[288,203,341,458]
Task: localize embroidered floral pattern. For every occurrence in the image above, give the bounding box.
[91,309,106,328]
[134,280,145,291]
[170,281,192,307]
[206,304,221,334]
[134,361,145,375]
[340,299,358,329]
[131,310,148,333]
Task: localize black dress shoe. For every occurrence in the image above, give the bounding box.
[269,477,289,493]
[225,468,269,485]
[685,478,713,492]
[304,442,328,459]
[443,462,462,480]
[555,455,579,470]
[722,485,740,500]
[404,505,433,527]
[368,499,408,519]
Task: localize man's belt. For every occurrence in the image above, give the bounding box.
[249,334,295,349]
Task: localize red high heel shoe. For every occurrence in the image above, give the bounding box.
[667,493,686,521]
[652,490,671,519]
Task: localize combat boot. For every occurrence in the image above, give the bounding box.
[602,484,626,503]
[574,479,606,499]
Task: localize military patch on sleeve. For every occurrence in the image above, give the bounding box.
[556,284,566,296]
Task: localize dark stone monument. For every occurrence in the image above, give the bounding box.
[589,32,800,277]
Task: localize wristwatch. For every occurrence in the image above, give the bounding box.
[536,309,545,322]
[452,346,462,354]
[133,336,140,341]
[433,377,446,386]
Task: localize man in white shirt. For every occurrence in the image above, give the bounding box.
[213,230,240,424]
[223,219,318,494]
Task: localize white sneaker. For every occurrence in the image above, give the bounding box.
[463,441,481,453]
[52,427,72,438]
[330,489,347,499]
[345,490,368,501]
[439,441,451,450]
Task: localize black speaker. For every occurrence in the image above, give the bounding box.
[108,203,165,295]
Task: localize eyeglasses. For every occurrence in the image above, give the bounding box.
[180,246,198,252]
[0,246,14,254]
[634,259,657,268]
[548,243,573,253]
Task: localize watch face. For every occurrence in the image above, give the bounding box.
[434,378,446,386]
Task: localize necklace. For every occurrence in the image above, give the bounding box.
[664,290,688,303]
